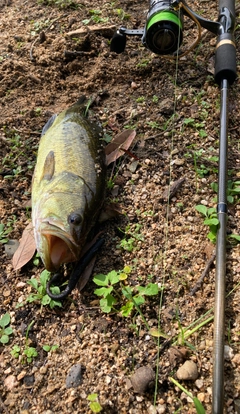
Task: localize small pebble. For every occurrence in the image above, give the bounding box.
[197,392,206,403]
[17,370,27,381]
[234,399,240,414]
[224,345,234,360]
[232,353,240,365]
[195,378,204,389]
[176,360,198,380]
[4,239,20,257]
[4,375,19,390]
[157,404,166,414]
[66,364,82,389]
[23,375,35,387]
[147,404,157,414]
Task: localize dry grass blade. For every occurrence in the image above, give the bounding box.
[12,222,36,270]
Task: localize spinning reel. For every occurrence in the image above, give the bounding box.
[110,0,236,84]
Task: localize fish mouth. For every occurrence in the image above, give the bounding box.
[38,225,79,271]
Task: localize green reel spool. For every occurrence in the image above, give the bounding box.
[143,3,183,55]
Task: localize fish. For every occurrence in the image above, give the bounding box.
[31,97,106,272]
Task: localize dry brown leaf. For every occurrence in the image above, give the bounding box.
[105,129,136,166]
[12,222,36,270]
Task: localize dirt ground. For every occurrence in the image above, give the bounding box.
[0,1,240,413]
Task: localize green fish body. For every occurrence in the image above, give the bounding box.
[32,100,106,271]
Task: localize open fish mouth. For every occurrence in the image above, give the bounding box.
[37,224,79,271]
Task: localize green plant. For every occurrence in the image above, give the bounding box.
[11,321,38,364]
[34,107,42,116]
[0,223,11,244]
[182,118,207,139]
[93,266,160,330]
[11,345,21,358]
[137,59,150,68]
[147,121,161,129]
[169,377,205,413]
[24,346,38,363]
[87,393,102,413]
[32,252,41,267]
[19,270,62,309]
[82,9,109,25]
[195,205,219,243]
[42,344,59,352]
[136,96,145,103]
[176,202,184,211]
[114,8,131,21]
[117,223,144,252]
[0,313,13,344]
[211,180,240,204]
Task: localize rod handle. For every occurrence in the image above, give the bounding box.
[215,33,236,85]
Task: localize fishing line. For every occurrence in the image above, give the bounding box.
[153,8,182,404]
[159,2,202,59]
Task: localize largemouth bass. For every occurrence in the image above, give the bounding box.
[32,98,106,272]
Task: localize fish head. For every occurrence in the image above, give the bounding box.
[33,191,89,271]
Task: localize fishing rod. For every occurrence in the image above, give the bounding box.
[110,1,237,412]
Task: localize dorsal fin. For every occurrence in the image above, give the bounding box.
[41,150,55,181]
[41,114,58,137]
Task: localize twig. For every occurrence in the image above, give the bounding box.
[190,251,216,295]
[65,24,116,38]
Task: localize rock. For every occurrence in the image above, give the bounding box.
[4,375,19,390]
[232,353,240,365]
[17,370,27,381]
[157,404,166,414]
[224,345,234,360]
[23,374,35,387]
[176,360,198,380]
[66,364,82,389]
[234,399,240,414]
[4,239,20,258]
[148,404,157,414]
[130,366,155,393]
[195,379,204,389]
[158,98,174,115]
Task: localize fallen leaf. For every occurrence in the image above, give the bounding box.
[168,346,189,367]
[12,222,36,270]
[105,129,136,165]
[148,327,169,338]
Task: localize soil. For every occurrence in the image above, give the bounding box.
[0,1,240,413]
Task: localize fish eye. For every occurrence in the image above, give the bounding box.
[68,213,82,226]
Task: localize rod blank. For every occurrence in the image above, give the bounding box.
[212,79,228,414]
